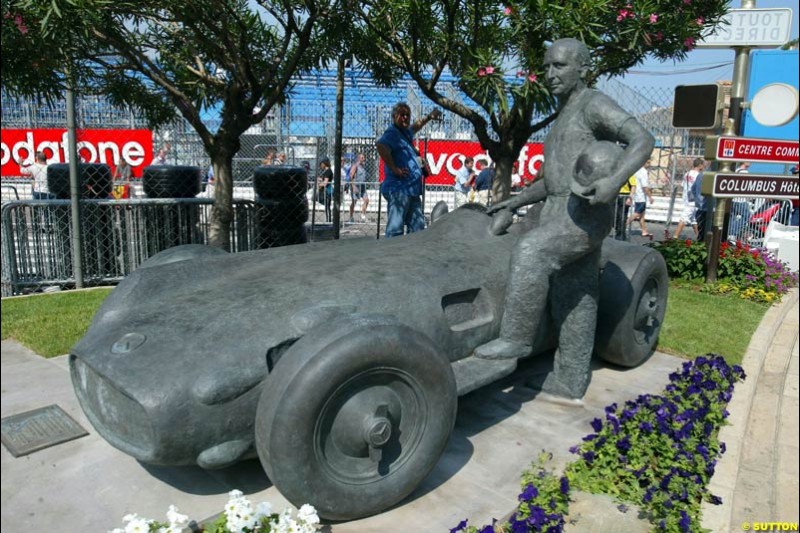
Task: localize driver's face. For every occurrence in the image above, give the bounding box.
[544,45,584,97]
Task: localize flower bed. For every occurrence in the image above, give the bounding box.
[452,354,746,533]
[109,490,320,533]
[649,238,797,302]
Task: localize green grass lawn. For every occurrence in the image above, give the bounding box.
[657,281,770,365]
[1,288,113,358]
[0,281,772,364]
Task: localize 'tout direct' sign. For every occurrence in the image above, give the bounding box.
[697,8,793,48]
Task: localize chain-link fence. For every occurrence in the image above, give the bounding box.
[3,75,792,295]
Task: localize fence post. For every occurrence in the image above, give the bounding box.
[66,85,84,289]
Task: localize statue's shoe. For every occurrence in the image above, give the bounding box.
[527,372,585,407]
[474,338,532,360]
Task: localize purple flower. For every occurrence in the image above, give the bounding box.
[560,476,570,495]
[679,510,692,532]
[616,436,632,453]
[450,519,468,533]
[590,417,603,432]
[519,483,539,501]
[527,505,548,527]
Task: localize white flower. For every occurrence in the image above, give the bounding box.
[255,501,273,519]
[228,489,244,500]
[125,517,152,533]
[297,504,319,527]
[166,504,189,527]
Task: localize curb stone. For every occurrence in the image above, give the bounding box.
[701,288,799,533]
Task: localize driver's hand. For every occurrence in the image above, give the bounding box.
[573,178,618,205]
[487,199,513,214]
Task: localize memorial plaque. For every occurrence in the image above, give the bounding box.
[1,405,88,457]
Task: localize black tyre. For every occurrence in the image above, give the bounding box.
[595,243,668,367]
[255,315,457,520]
[142,165,201,198]
[255,197,309,227]
[139,244,227,270]
[253,165,307,199]
[47,163,113,199]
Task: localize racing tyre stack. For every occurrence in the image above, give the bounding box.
[141,165,204,251]
[253,165,308,248]
[47,163,115,279]
[142,165,202,199]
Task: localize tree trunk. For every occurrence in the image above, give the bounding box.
[208,152,235,250]
[492,155,515,202]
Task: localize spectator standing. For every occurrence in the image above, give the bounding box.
[789,165,799,226]
[673,158,704,239]
[454,156,475,207]
[691,168,712,239]
[20,151,51,199]
[348,153,370,223]
[728,162,752,240]
[276,152,287,165]
[317,158,333,223]
[473,161,495,205]
[262,149,276,166]
[613,176,634,240]
[627,162,654,237]
[113,160,132,182]
[376,102,442,238]
[112,159,133,199]
[153,142,171,165]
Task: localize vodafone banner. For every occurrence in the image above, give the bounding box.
[380,139,544,186]
[1,128,154,177]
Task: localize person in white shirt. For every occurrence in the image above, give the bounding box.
[453,157,475,207]
[20,151,51,199]
[627,161,654,237]
[673,158,704,239]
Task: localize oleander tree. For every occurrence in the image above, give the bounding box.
[2,0,339,250]
[357,0,730,201]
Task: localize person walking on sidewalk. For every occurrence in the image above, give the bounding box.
[673,158,704,239]
[347,153,370,223]
[627,162,654,237]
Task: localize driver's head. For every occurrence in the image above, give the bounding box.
[544,38,590,97]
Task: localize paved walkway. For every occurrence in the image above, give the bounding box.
[1,289,798,533]
[702,289,799,533]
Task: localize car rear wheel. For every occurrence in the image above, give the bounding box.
[255,315,457,520]
[595,246,668,367]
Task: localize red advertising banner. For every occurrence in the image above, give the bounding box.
[708,135,799,165]
[1,128,154,177]
[379,139,545,186]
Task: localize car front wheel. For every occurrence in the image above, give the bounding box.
[254,315,457,521]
